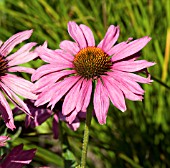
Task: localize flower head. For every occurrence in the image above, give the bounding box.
[0,30,38,130]
[33,22,155,124]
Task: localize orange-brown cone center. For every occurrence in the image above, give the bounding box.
[0,54,8,77]
[73,47,112,79]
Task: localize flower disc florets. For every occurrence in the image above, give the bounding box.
[73,46,112,79]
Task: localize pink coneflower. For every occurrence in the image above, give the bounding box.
[32,21,155,124]
[0,30,37,130]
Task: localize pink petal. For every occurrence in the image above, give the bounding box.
[0,30,33,56]
[7,42,37,61]
[108,37,133,56]
[76,79,92,112]
[80,24,95,46]
[62,79,83,115]
[111,36,151,62]
[48,76,81,109]
[93,79,110,124]
[0,91,15,130]
[8,52,38,66]
[112,60,155,72]
[106,72,143,101]
[0,136,10,147]
[31,63,73,82]
[68,21,87,49]
[8,66,35,74]
[102,76,126,112]
[65,109,78,124]
[59,40,80,55]
[107,71,145,95]
[110,70,153,83]
[0,82,31,116]
[1,74,37,100]
[32,70,75,93]
[97,25,120,52]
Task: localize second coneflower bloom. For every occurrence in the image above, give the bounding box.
[32,21,155,124]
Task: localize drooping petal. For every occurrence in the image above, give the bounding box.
[80,24,95,46]
[62,78,83,115]
[0,91,15,130]
[98,25,120,52]
[68,21,87,49]
[93,79,110,124]
[102,76,126,112]
[53,114,59,139]
[0,144,36,168]
[76,79,92,112]
[6,42,37,62]
[0,82,31,116]
[112,60,155,72]
[65,109,79,124]
[59,40,80,55]
[48,76,81,109]
[0,136,10,147]
[31,63,73,82]
[0,30,33,56]
[8,66,35,74]
[1,74,37,100]
[111,36,151,62]
[32,70,75,93]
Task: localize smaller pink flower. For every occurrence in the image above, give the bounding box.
[0,136,10,147]
[0,30,38,130]
[0,144,36,168]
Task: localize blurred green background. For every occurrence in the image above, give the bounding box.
[0,0,170,167]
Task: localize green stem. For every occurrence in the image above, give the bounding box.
[80,91,94,168]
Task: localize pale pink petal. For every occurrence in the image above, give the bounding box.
[112,60,155,72]
[93,79,110,124]
[31,63,73,82]
[59,40,80,55]
[108,72,145,95]
[68,21,87,49]
[32,70,75,93]
[0,91,15,130]
[48,76,81,109]
[76,79,92,112]
[34,83,57,106]
[0,82,31,116]
[0,30,33,56]
[102,76,126,112]
[67,118,80,131]
[110,70,153,83]
[8,52,37,66]
[111,36,151,62]
[7,42,37,61]
[8,66,35,74]
[106,72,143,101]
[65,109,79,124]
[98,25,119,52]
[35,43,73,63]
[0,136,10,147]
[62,78,83,115]
[108,37,133,56]
[1,74,37,100]
[80,24,95,46]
